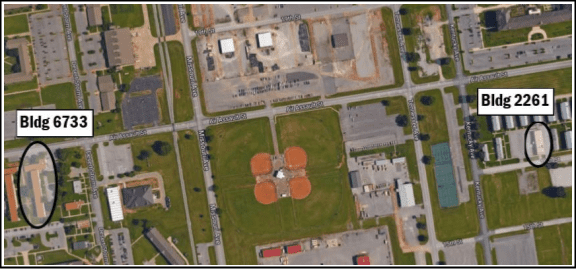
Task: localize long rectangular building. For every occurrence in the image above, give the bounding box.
[4,167,19,222]
[145,228,186,265]
[106,187,124,222]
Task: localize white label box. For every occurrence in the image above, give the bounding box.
[17,110,94,137]
[477,88,554,116]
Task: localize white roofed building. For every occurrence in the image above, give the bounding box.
[491,116,501,132]
[518,115,530,127]
[218,38,234,54]
[495,137,504,160]
[564,130,572,149]
[73,181,82,194]
[532,115,544,122]
[106,186,124,222]
[505,116,515,129]
[257,32,273,48]
[560,102,571,120]
[397,181,416,208]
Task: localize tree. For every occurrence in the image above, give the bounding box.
[58,163,71,177]
[416,222,427,230]
[211,184,219,192]
[71,161,81,168]
[133,165,142,171]
[420,96,434,106]
[476,150,486,161]
[418,133,430,141]
[542,186,566,198]
[422,156,432,165]
[405,52,421,63]
[184,133,192,140]
[152,141,173,156]
[395,114,409,127]
[466,95,477,103]
[417,235,428,242]
[545,162,559,169]
[214,208,222,215]
[138,150,150,161]
[401,28,412,35]
[399,8,407,15]
[193,187,201,192]
[471,131,481,140]
[55,149,70,161]
[417,114,425,121]
[381,100,390,106]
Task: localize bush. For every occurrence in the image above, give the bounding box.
[152,141,172,156]
[133,165,142,171]
[395,114,409,127]
[137,150,150,160]
[420,96,435,106]
[422,156,432,165]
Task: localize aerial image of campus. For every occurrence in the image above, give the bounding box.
[2,2,574,266]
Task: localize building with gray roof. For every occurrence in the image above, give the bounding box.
[494,137,504,160]
[564,131,572,150]
[331,33,349,48]
[122,185,154,209]
[505,116,515,130]
[518,115,530,127]
[145,227,186,265]
[491,116,502,132]
[532,115,544,122]
[86,4,103,27]
[5,38,34,85]
[97,75,117,112]
[104,28,135,67]
[560,102,571,120]
[348,171,361,189]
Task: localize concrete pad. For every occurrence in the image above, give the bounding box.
[550,167,573,187]
[444,242,478,265]
[493,232,538,265]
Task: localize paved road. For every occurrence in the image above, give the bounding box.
[179,4,227,265]
[152,4,198,265]
[482,154,572,174]
[446,4,492,264]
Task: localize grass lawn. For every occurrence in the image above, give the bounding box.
[5,90,41,111]
[476,243,485,265]
[441,58,456,80]
[4,14,29,35]
[481,169,572,229]
[34,250,78,265]
[41,82,77,109]
[347,95,412,135]
[110,4,144,28]
[208,246,216,265]
[416,89,479,241]
[146,5,158,37]
[113,132,194,262]
[132,235,163,264]
[94,111,124,136]
[177,130,213,244]
[426,252,432,265]
[166,41,194,122]
[456,108,463,126]
[276,108,344,171]
[208,110,357,264]
[186,5,195,30]
[4,77,38,94]
[380,217,416,265]
[466,68,572,100]
[316,7,405,98]
[271,96,321,107]
[540,20,572,38]
[482,27,531,47]
[534,222,572,265]
[206,118,274,180]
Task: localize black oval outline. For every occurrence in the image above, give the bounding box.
[524,121,554,168]
[16,141,59,229]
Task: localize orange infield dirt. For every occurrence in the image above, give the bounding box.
[250,153,273,176]
[284,147,307,170]
[289,176,311,200]
[254,181,278,205]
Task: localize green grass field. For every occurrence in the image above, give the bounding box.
[475,243,485,265]
[208,246,216,265]
[41,82,77,109]
[110,4,144,28]
[94,111,124,136]
[481,169,572,229]
[4,77,38,94]
[146,5,158,37]
[466,68,573,101]
[540,20,572,38]
[177,130,213,244]
[132,235,167,265]
[166,41,194,122]
[534,223,572,265]
[112,132,194,262]
[415,89,480,241]
[207,110,357,264]
[482,27,531,47]
[4,90,41,111]
[4,14,29,35]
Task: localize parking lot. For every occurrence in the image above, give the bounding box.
[80,34,107,71]
[257,226,393,265]
[493,232,539,265]
[96,142,134,179]
[444,241,478,265]
[109,228,134,265]
[4,104,56,141]
[30,10,72,86]
[121,76,162,129]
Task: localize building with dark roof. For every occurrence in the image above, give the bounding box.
[104,28,135,67]
[349,171,361,189]
[86,4,103,27]
[331,33,349,48]
[72,241,91,250]
[5,38,34,85]
[486,6,572,32]
[122,185,154,209]
[97,75,117,112]
[145,227,186,265]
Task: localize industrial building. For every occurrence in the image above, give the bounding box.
[354,255,371,265]
[560,102,571,120]
[86,4,102,27]
[482,144,489,162]
[4,167,19,222]
[505,116,515,129]
[396,180,416,208]
[256,32,273,48]
[331,33,349,48]
[106,186,124,222]
[491,116,501,132]
[5,38,34,84]
[530,130,546,156]
[518,115,530,127]
[104,28,135,67]
[145,228,186,265]
[564,131,573,149]
[494,137,504,160]
[218,38,235,54]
